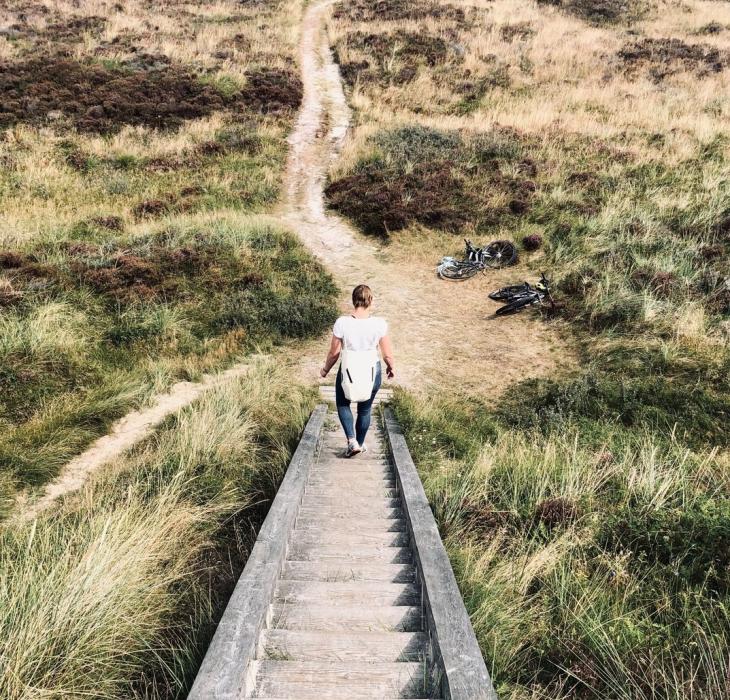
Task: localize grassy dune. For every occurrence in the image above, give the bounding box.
[325,0,730,696]
[0,363,315,699]
[0,2,337,696]
[0,0,337,513]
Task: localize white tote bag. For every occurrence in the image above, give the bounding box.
[340,344,378,402]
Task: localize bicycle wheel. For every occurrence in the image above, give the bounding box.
[438,261,480,280]
[484,240,518,269]
[488,283,530,301]
[495,294,538,316]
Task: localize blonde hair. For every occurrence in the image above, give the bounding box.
[352,284,373,309]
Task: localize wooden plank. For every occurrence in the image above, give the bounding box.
[275,581,421,606]
[288,532,408,549]
[249,660,431,698]
[301,495,400,509]
[383,407,497,700]
[268,603,424,632]
[292,518,408,534]
[260,630,429,662]
[304,487,399,498]
[281,561,416,583]
[286,543,412,563]
[298,506,402,519]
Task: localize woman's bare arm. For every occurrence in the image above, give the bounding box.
[320,335,342,377]
[379,335,395,379]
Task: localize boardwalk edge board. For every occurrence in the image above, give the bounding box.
[382,406,499,700]
[187,404,328,700]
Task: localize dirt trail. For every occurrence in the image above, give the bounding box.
[15,364,250,522]
[282,0,567,395]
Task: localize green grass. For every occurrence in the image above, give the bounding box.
[0,362,315,700]
[392,390,730,699]
[0,216,338,514]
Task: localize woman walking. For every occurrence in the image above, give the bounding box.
[320,285,395,457]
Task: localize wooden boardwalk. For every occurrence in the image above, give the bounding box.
[248,411,430,698]
[189,397,497,699]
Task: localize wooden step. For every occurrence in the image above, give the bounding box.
[260,629,429,662]
[282,561,416,583]
[312,455,393,474]
[269,603,424,632]
[286,543,412,563]
[248,660,431,698]
[304,487,399,499]
[298,506,402,520]
[289,532,410,554]
[301,496,401,511]
[275,581,420,606]
[306,474,396,486]
[293,519,408,534]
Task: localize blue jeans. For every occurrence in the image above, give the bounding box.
[335,361,382,445]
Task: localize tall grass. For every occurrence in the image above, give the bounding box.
[393,391,730,700]
[0,362,314,699]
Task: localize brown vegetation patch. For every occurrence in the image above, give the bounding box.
[133,199,171,219]
[537,0,649,25]
[0,15,106,49]
[327,127,539,237]
[326,161,535,237]
[460,498,515,536]
[500,22,535,43]
[333,0,465,24]
[239,68,303,113]
[73,245,215,304]
[325,161,473,236]
[618,38,730,81]
[336,31,455,87]
[0,252,30,269]
[534,497,579,528]
[0,254,59,289]
[631,267,678,298]
[89,216,125,232]
[0,57,237,133]
[522,233,543,251]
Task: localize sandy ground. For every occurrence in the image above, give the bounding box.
[282,0,569,397]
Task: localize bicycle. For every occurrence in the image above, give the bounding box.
[437,239,518,280]
[491,272,555,316]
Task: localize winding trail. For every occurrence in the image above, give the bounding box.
[15,364,251,522]
[281,0,566,394]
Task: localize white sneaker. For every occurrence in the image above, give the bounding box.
[345,441,361,458]
[359,443,368,454]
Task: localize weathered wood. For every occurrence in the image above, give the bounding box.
[268,603,424,632]
[249,660,431,698]
[282,561,416,583]
[286,542,413,563]
[292,519,408,534]
[383,407,498,700]
[187,405,327,700]
[260,630,429,662]
[275,580,421,606]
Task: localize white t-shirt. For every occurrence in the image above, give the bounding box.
[333,315,388,352]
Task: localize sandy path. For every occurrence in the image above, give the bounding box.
[281,0,568,396]
[15,365,251,522]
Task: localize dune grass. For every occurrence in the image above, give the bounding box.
[0,0,337,511]
[392,391,730,699]
[0,361,314,699]
[328,0,730,696]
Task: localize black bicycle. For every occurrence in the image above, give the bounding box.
[437,239,518,280]
[491,272,554,316]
